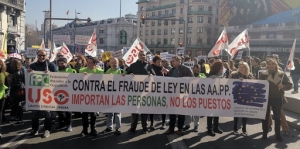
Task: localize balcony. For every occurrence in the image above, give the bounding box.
[7,25,17,33]
[136,0,150,4]
[0,0,24,10]
[146,14,175,19]
[145,44,175,48]
[188,10,214,15]
[146,3,176,12]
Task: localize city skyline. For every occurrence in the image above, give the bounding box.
[25,0,138,29]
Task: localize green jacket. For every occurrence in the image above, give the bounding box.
[58,68,77,73]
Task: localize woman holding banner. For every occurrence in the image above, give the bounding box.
[229,62,253,136]
[206,61,224,136]
[259,59,292,142]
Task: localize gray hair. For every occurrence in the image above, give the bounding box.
[172,55,182,61]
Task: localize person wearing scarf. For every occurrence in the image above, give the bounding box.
[259,59,292,142]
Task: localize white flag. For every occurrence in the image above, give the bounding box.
[122,38,150,66]
[228,29,250,59]
[286,39,297,70]
[61,42,73,63]
[208,28,229,58]
[49,42,59,62]
[85,28,97,57]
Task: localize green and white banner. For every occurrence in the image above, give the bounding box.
[25,72,270,119]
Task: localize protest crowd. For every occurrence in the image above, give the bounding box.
[0,28,299,146]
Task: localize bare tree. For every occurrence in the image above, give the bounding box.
[25,24,42,48]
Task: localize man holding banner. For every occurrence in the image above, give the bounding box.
[55,58,76,133]
[79,57,104,137]
[126,51,155,134]
[165,55,194,135]
[27,50,57,138]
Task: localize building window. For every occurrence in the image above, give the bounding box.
[187,38,192,44]
[152,21,155,26]
[164,29,168,35]
[188,27,193,33]
[120,30,127,44]
[208,6,213,11]
[266,33,276,39]
[157,29,161,35]
[146,30,149,36]
[140,22,143,27]
[217,8,219,14]
[179,28,183,34]
[208,17,212,23]
[179,17,184,24]
[8,15,15,26]
[151,30,155,35]
[140,30,143,36]
[165,10,169,15]
[158,11,162,16]
[180,8,183,14]
[197,16,203,23]
[146,21,149,27]
[163,38,168,44]
[171,38,175,44]
[99,38,104,44]
[188,17,193,23]
[157,39,161,44]
[207,38,211,45]
[171,20,176,25]
[158,20,162,26]
[188,6,193,11]
[215,18,219,25]
[151,39,155,44]
[140,6,144,11]
[178,38,182,44]
[207,28,211,34]
[171,28,175,34]
[172,8,176,14]
[146,13,149,17]
[152,12,155,16]
[197,27,204,34]
[180,0,185,4]
[145,39,149,44]
[198,5,204,11]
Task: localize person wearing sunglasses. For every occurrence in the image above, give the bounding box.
[27,50,57,138]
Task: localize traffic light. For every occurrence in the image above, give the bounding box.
[164,20,168,26]
[179,42,183,47]
[142,15,145,24]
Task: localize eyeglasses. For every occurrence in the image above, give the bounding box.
[139,54,146,56]
[38,55,46,57]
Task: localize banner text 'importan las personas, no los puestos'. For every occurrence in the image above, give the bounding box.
[25,72,270,119]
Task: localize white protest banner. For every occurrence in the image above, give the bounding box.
[9,53,22,60]
[160,52,168,60]
[123,38,149,66]
[228,29,250,59]
[61,42,73,63]
[177,47,185,55]
[285,39,297,70]
[113,50,124,59]
[53,35,71,45]
[166,54,175,62]
[85,28,97,57]
[75,35,91,45]
[182,61,195,68]
[25,72,269,119]
[146,54,154,62]
[97,49,104,57]
[198,55,207,62]
[26,48,39,58]
[208,28,229,58]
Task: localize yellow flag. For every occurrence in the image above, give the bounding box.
[101,52,112,62]
[1,33,7,59]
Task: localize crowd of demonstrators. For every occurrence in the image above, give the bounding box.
[0,49,297,143]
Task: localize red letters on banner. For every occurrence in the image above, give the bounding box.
[28,88,69,105]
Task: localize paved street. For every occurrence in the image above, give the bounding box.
[0,111,299,149]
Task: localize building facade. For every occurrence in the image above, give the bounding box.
[0,0,25,53]
[52,14,138,53]
[221,0,300,63]
[136,0,221,57]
